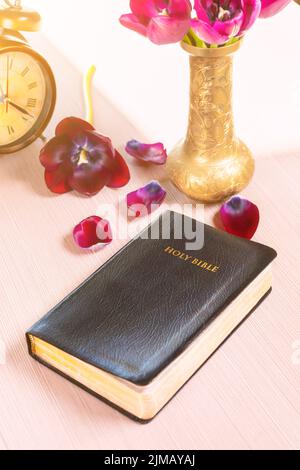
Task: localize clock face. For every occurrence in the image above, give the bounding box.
[0,48,56,153]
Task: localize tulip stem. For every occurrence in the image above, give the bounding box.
[84,65,96,125]
[185,29,207,48]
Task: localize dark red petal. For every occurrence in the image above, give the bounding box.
[83,131,115,160]
[220,197,260,240]
[69,162,112,196]
[107,151,131,189]
[73,216,113,249]
[40,135,75,171]
[44,165,73,194]
[55,117,95,139]
[89,131,115,150]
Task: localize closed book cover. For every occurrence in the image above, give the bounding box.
[26,211,277,422]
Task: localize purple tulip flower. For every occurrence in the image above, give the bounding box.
[191,0,261,45]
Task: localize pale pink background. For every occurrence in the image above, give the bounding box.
[0,1,299,450]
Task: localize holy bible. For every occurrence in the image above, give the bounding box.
[26,211,277,422]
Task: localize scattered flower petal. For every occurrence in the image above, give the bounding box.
[73,216,113,249]
[220,196,260,240]
[40,117,130,197]
[127,181,167,218]
[125,140,168,165]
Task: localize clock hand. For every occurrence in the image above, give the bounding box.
[5,55,9,113]
[0,83,5,103]
[7,100,35,119]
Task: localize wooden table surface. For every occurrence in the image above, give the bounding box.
[0,36,299,451]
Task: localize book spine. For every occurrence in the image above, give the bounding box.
[26,333,36,357]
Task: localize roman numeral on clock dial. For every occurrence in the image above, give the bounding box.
[27,98,37,108]
[28,81,38,90]
[21,66,29,77]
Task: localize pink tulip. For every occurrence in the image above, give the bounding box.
[259,0,291,18]
[191,0,261,45]
[120,0,192,45]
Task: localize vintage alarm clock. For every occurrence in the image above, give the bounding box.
[0,0,56,154]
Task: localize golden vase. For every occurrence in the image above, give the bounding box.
[167,40,254,203]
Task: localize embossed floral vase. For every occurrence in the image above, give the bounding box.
[167,40,254,203]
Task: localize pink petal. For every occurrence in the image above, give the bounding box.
[55,117,95,139]
[40,135,75,172]
[220,197,260,240]
[107,151,131,189]
[130,0,160,19]
[119,14,148,36]
[73,216,113,249]
[191,18,229,45]
[240,0,261,33]
[194,0,211,22]
[127,181,167,218]
[259,0,291,18]
[167,0,192,19]
[125,140,168,165]
[156,0,170,9]
[213,11,244,38]
[147,16,190,44]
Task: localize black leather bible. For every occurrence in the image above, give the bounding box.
[27,211,277,422]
